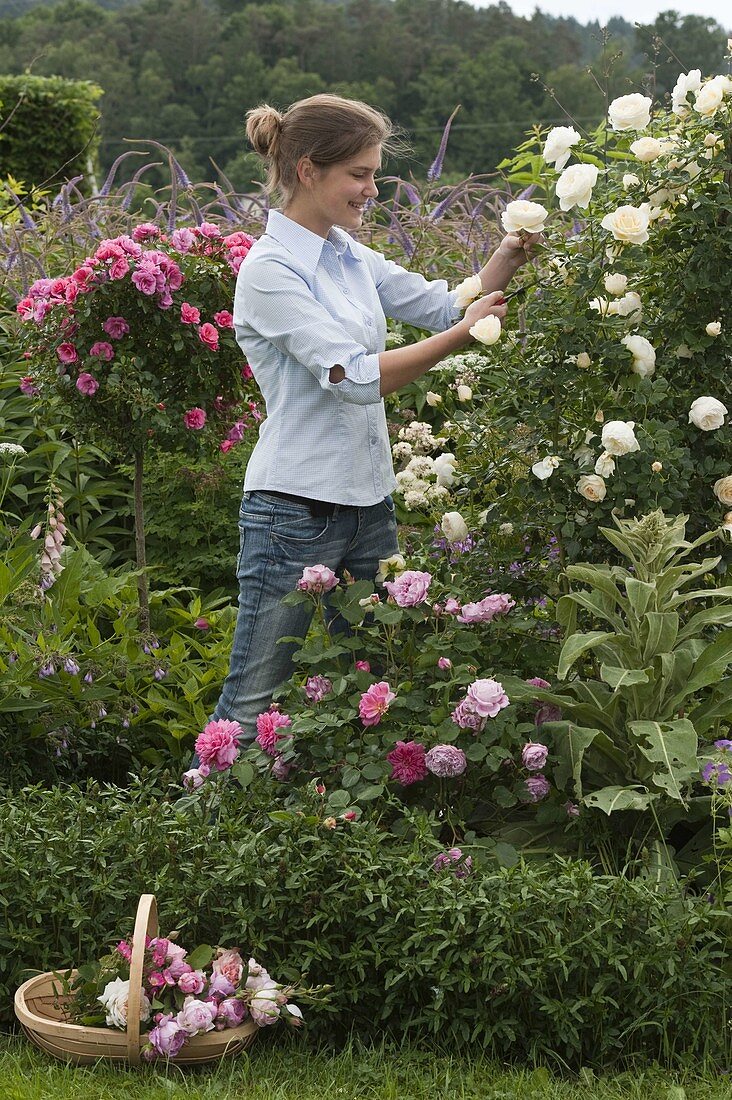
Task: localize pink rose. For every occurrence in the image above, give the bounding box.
[220,439,235,453]
[208,971,236,1000]
[255,709,292,755]
[172,228,196,252]
[103,316,129,339]
[194,718,241,771]
[76,373,99,396]
[457,594,515,624]
[525,774,551,802]
[271,755,292,781]
[425,744,467,778]
[20,376,39,396]
[466,678,509,718]
[198,221,221,239]
[383,569,432,607]
[95,240,124,262]
[526,677,551,690]
[194,617,210,630]
[108,257,130,281]
[198,322,220,351]
[146,1013,187,1058]
[180,302,200,325]
[56,342,78,364]
[216,997,246,1029]
[212,947,245,986]
[355,660,371,672]
[249,988,281,1026]
[166,956,192,981]
[176,996,217,1036]
[444,597,461,616]
[521,742,549,771]
[89,341,114,361]
[305,675,332,702]
[177,969,207,995]
[213,310,234,328]
[132,222,161,242]
[437,657,452,670]
[359,681,396,726]
[184,407,207,430]
[297,565,338,594]
[131,267,158,295]
[182,765,210,791]
[386,740,427,785]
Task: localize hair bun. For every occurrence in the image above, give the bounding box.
[245,105,283,158]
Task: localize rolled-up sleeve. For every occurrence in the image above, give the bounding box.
[235,258,382,406]
[363,249,462,332]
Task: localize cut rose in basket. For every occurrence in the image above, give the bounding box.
[56,931,328,1061]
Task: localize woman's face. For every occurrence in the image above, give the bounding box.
[300,144,381,236]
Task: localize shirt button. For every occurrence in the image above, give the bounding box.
[370,436,378,445]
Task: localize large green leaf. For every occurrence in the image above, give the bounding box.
[552,724,601,799]
[583,786,656,815]
[558,631,616,680]
[558,591,624,631]
[677,606,732,643]
[689,683,732,734]
[600,665,649,691]
[630,718,699,802]
[676,629,732,700]
[642,612,679,663]
[564,564,628,608]
[624,578,656,618]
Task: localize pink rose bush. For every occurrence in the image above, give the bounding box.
[194,718,242,771]
[383,569,432,606]
[66,928,321,1061]
[17,223,260,457]
[255,708,293,756]
[359,681,396,726]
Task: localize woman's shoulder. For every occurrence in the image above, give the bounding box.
[235,235,308,290]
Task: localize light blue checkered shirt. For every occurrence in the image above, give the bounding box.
[233,209,461,506]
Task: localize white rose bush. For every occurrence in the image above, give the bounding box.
[455,63,731,569]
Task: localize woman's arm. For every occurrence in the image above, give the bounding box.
[328,292,508,396]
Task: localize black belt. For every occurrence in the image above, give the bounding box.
[262,491,352,518]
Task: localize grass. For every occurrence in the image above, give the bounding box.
[1,1034,732,1100]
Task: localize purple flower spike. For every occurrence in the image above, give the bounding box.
[427,105,460,182]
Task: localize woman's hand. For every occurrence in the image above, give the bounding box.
[497,232,542,271]
[463,290,508,329]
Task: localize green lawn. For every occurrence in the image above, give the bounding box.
[1,1035,731,1100]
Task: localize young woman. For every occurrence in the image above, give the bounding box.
[212,93,535,741]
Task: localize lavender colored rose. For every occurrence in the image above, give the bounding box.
[521,742,549,771]
[425,744,467,778]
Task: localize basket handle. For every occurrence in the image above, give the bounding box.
[127,893,158,1065]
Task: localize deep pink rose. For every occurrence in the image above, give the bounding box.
[359,681,396,726]
[213,310,234,328]
[220,439,235,453]
[56,342,78,364]
[198,322,220,351]
[103,316,129,339]
[95,240,124,262]
[383,569,432,607]
[108,257,130,281]
[198,221,221,239]
[89,341,114,361]
[355,660,371,672]
[184,407,207,430]
[132,222,161,242]
[194,617,210,630]
[76,373,99,396]
[194,718,241,771]
[255,709,292,756]
[386,740,427,785]
[180,302,200,324]
[297,565,338,594]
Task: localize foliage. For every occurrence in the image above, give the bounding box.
[0,73,102,190]
[1,776,727,1067]
[454,69,732,569]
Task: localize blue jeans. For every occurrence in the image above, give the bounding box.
[211,490,399,741]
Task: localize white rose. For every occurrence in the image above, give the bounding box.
[468,315,501,346]
[555,163,599,211]
[601,420,640,456]
[542,125,581,169]
[589,296,610,316]
[714,477,732,506]
[649,187,673,209]
[425,391,442,407]
[603,272,628,296]
[577,474,607,502]
[433,452,457,488]
[622,173,640,189]
[453,274,483,310]
[672,69,702,114]
[600,204,651,245]
[456,383,473,401]
[695,80,724,116]
[98,978,151,1030]
[689,396,728,431]
[651,461,663,473]
[594,452,616,478]
[705,132,722,148]
[376,553,406,583]
[630,137,663,162]
[621,334,656,378]
[575,352,591,369]
[613,291,642,319]
[500,199,548,234]
[608,93,652,131]
[441,510,469,543]
[594,409,605,423]
[675,344,693,359]
[706,321,722,336]
[531,455,560,480]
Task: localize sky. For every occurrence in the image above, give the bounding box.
[489,0,731,28]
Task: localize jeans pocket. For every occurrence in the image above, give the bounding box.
[271,514,330,545]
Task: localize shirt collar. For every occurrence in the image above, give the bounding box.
[265,210,361,272]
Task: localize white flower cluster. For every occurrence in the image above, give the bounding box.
[396,420,442,454]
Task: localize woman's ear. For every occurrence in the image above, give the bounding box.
[296,156,316,188]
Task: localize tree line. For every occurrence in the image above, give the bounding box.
[0,0,728,190]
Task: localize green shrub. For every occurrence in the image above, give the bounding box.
[0,777,726,1068]
[0,74,101,189]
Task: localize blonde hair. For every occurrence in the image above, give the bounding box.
[245,93,400,205]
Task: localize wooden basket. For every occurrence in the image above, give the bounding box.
[14,893,259,1065]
